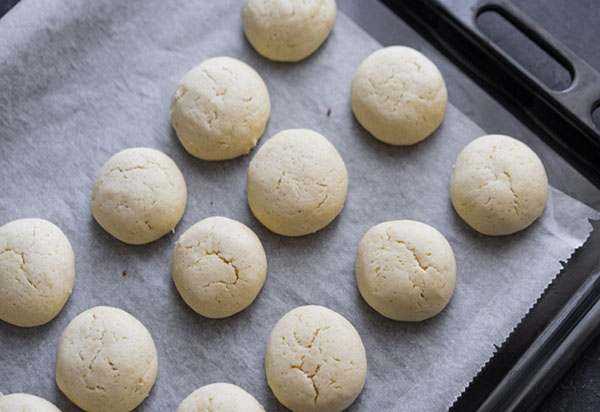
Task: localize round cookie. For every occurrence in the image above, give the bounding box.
[242,0,336,62]
[265,305,367,412]
[356,220,456,322]
[350,46,447,145]
[91,147,187,245]
[55,306,158,412]
[0,218,75,327]
[0,393,62,412]
[176,383,265,412]
[246,129,348,236]
[171,57,271,160]
[450,134,548,236]
[171,216,267,319]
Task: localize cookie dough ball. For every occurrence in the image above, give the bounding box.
[450,134,549,236]
[171,216,267,319]
[265,305,367,412]
[242,0,336,62]
[351,46,447,145]
[176,383,265,412]
[246,129,348,236]
[356,220,456,322]
[55,306,158,412]
[171,57,271,160]
[91,147,187,245]
[0,218,75,327]
[0,393,62,412]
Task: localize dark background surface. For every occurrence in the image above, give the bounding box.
[1,0,599,411]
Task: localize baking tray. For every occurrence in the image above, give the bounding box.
[379,0,600,410]
[0,0,596,412]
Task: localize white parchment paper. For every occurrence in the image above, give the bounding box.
[0,0,598,411]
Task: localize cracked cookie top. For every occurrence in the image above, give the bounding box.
[265,305,367,412]
[450,134,548,236]
[171,216,267,319]
[0,218,75,327]
[176,382,265,412]
[351,46,447,146]
[356,220,456,322]
[55,306,158,412]
[91,147,187,245]
[171,57,271,161]
[246,129,348,237]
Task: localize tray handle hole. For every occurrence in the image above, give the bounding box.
[476,8,573,91]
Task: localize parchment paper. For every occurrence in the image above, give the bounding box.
[0,1,598,411]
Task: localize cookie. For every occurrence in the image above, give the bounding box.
[0,393,62,412]
[55,306,158,412]
[242,0,336,62]
[450,134,548,235]
[265,305,367,412]
[91,147,187,245]
[0,218,74,327]
[171,57,271,160]
[171,216,267,319]
[351,46,447,145]
[246,129,348,236]
[356,220,456,321]
[176,383,265,412]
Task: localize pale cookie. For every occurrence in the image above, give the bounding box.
[171,57,271,160]
[265,305,367,412]
[0,393,62,412]
[351,46,447,145]
[171,216,267,319]
[246,129,348,236]
[356,220,456,322]
[450,134,548,236]
[0,218,74,327]
[242,0,336,62]
[55,306,158,412]
[176,383,265,412]
[91,147,187,245]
